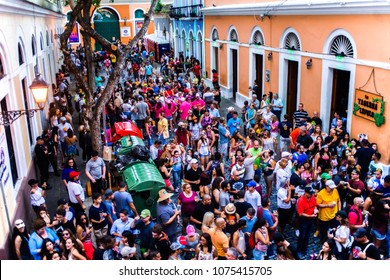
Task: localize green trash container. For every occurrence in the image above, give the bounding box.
[116,135,145,155]
[121,161,165,217]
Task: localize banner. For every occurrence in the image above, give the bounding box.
[353,89,385,127]
[121,26,131,37]
[69,23,79,43]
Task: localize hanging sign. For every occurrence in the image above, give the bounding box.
[121,27,131,37]
[353,89,385,127]
[69,23,79,43]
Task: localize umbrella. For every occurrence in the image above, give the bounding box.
[114,122,143,140]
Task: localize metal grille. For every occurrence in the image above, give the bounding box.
[230,29,238,42]
[212,29,219,41]
[284,32,301,50]
[330,35,354,57]
[252,30,264,45]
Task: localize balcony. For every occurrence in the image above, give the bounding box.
[169,4,203,19]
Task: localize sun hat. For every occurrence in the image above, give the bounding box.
[157,189,174,202]
[225,203,236,215]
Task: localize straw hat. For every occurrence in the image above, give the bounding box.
[157,189,173,202]
[224,203,236,215]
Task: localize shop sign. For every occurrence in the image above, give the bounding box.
[69,23,79,43]
[353,89,385,127]
[121,27,131,37]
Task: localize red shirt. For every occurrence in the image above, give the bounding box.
[297,195,317,216]
[193,65,201,76]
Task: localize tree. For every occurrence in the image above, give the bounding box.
[59,0,158,154]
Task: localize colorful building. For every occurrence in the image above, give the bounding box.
[0,0,64,258]
[170,0,204,66]
[202,0,390,165]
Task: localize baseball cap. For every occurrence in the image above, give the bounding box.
[170,242,185,251]
[190,158,198,164]
[57,198,68,206]
[321,173,332,180]
[104,189,113,197]
[36,136,43,141]
[339,166,347,172]
[281,151,291,157]
[60,116,66,122]
[186,225,196,237]
[247,180,257,188]
[304,186,314,195]
[69,171,81,179]
[325,180,337,189]
[336,210,348,219]
[354,228,367,238]
[140,209,151,218]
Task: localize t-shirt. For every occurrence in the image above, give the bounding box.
[67,181,85,204]
[178,191,197,216]
[316,188,340,221]
[354,147,375,172]
[208,227,229,257]
[113,191,134,217]
[218,124,229,144]
[293,110,308,128]
[157,203,178,238]
[89,203,108,230]
[219,191,230,209]
[191,203,215,229]
[184,167,202,191]
[227,117,242,135]
[351,241,381,260]
[234,201,253,218]
[86,157,105,179]
[133,220,155,249]
[136,101,149,120]
[244,190,261,214]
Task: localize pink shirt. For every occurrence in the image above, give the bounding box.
[164,103,175,118]
[180,102,191,120]
[191,99,205,110]
[178,191,198,216]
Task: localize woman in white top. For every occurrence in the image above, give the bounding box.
[30,179,46,215]
[64,237,86,260]
[231,219,248,259]
[275,158,290,191]
[328,210,351,260]
[276,179,293,234]
[197,132,210,170]
[194,233,218,260]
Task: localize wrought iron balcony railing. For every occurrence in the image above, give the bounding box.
[169,4,203,19]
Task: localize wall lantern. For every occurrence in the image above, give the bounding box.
[306,58,312,69]
[267,52,272,60]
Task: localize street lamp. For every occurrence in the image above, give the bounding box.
[0,73,49,126]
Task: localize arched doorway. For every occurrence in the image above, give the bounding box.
[93,8,120,50]
[197,31,202,65]
[188,31,194,58]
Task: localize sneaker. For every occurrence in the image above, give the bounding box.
[295,229,300,237]
[313,230,319,237]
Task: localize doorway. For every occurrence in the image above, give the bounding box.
[254,54,263,96]
[231,49,238,100]
[93,8,120,50]
[286,60,299,122]
[213,46,219,78]
[330,69,350,125]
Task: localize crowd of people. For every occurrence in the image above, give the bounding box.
[10,40,390,261]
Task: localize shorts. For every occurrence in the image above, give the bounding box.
[166,116,172,120]
[219,143,228,155]
[280,137,290,150]
[164,178,172,187]
[199,152,210,158]
[370,228,387,240]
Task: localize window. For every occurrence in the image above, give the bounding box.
[40,33,43,50]
[330,35,354,57]
[229,29,238,42]
[252,30,264,45]
[0,55,4,79]
[135,9,144,19]
[46,31,49,46]
[18,42,24,65]
[31,35,37,56]
[284,32,301,51]
[212,29,219,41]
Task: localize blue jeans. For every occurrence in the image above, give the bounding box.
[172,170,182,190]
[252,248,266,260]
[297,217,315,254]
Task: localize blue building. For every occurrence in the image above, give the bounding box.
[170,0,203,66]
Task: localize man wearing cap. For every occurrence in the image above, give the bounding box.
[34,136,50,185]
[184,158,202,192]
[110,209,134,244]
[349,228,381,260]
[191,93,205,118]
[251,93,260,110]
[244,180,261,214]
[316,180,341,243]
[113,181,139,219]
[131,209,155,254]
[175,122,189,147]
[297,126,313,151]
[85,150,106,195]
[120,246,137,260]
[274,151,293,177]
[296,186,318,259]
[58,116,72,156]
[156,189,180,242]
[67,170,86,214]
[178,96,191,121]
[332,166,349,202]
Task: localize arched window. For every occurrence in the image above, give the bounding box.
[284,32,301,51]
[134,9,144,19]
[229,29,238,42]
[252,30,264,45]
[31,35,37,56]
[211,29,219,41]
[0,55,5,79]
[40,33,44,50]
[46,31,49,46]
[329,35,354,57]
[18,42,24,65]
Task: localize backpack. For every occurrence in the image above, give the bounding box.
[248,232,256,250]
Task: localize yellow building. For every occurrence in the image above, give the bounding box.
[202,0,390,164]
[0,0,64,259]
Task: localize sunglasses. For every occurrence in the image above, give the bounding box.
[16,223,24,227]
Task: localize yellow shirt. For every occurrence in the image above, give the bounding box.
[208,227,229,257]
[316,188,340,221]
